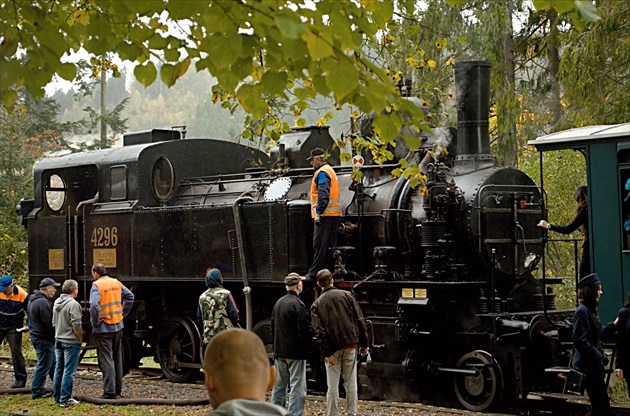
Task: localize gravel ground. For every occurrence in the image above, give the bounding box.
[0,363,481,415]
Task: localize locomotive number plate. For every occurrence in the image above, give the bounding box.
[93,248,117,268]
[48,249,64,270]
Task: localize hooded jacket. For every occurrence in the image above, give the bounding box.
[53,294,82,344]
[197,269,239,344]
[27,290,54,341]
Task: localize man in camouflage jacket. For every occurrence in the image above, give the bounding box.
[197,269,239,346]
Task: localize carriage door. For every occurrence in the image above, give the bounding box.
[42,166,98,280]
[69,165,99,279]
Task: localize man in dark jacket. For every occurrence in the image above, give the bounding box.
[27,277,60,398]
[0,275,30,389]
[270,272,313,416]
[311,269,368,416]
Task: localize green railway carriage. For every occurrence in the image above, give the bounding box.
[529,123,630,321]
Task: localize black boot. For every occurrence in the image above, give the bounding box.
[11,378,26,388]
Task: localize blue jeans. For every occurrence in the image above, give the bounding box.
[53,340,81,403]
[325,348,358,416]
[30,336,55,397]
[271,358,307,416]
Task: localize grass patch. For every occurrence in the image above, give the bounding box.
[0,395,206,415]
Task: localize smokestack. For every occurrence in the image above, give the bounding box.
[453,61,492,157]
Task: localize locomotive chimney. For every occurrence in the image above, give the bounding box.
[453,61,493,159]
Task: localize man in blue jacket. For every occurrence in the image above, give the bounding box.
[270,272,313,415]
[0,275,30,388]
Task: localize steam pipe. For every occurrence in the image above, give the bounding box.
[233,196,254,330]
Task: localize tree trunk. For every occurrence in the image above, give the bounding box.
[498,0,518,167]
[100,57,107,144]
[547,9,563,126]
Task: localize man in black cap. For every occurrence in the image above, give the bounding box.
[573,272,613,416]
[270,272,313,415]
[306,147,341,279]
[28,277,60,398]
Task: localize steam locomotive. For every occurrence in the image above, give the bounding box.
[17,61,575,411]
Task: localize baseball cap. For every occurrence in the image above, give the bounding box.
[284,272,306,286]
[0,275,13,291]
[39,277,61,288]
[306,148,325,160]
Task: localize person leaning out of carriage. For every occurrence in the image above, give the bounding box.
[0,275,30,389]
[573,272,613,416]
[537,185,590,278]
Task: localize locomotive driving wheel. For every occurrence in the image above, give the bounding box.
[453,350,504,412]
[156,315,201,383]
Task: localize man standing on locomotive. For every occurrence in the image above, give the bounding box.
[306,148,341,280]
[28,277,60,398]
[311,269,369,416]
[0,275,30,389]
[90,263,135,399]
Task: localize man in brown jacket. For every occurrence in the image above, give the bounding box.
[310,269,368,416]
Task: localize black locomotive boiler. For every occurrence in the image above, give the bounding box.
[17,61,572,411]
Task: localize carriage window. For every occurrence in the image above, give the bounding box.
[110,166,127,200]
[621,168,630,251]
[45,174,66,212]
[152,156,174,201]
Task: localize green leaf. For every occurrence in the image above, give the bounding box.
[302,30,333,60]
[236,83,267,119]
[372,113,402,143]
[569,11,586,31]
[325,59,358,101]
[1,90,18,109]
[0,31,18,57]
[575,1,601,22]
[275,14,306,39]
[173,58,191,80]
[532,0,554,11]
[446,0,467,7]
[134,61,157,87]
[552,1,576,14]
[261,71,288,96]
[57,62,77,82]
[160,64,176,87]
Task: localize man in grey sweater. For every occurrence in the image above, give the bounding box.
[52,279,83,407]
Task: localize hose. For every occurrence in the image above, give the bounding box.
[0,387,210,406]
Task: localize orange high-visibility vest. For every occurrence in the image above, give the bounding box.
[310,164,341,218]
[93,277,124,324]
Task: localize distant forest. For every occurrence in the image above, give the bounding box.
[49,66,351,149]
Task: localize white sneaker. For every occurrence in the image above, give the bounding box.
[60,398,80,407]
